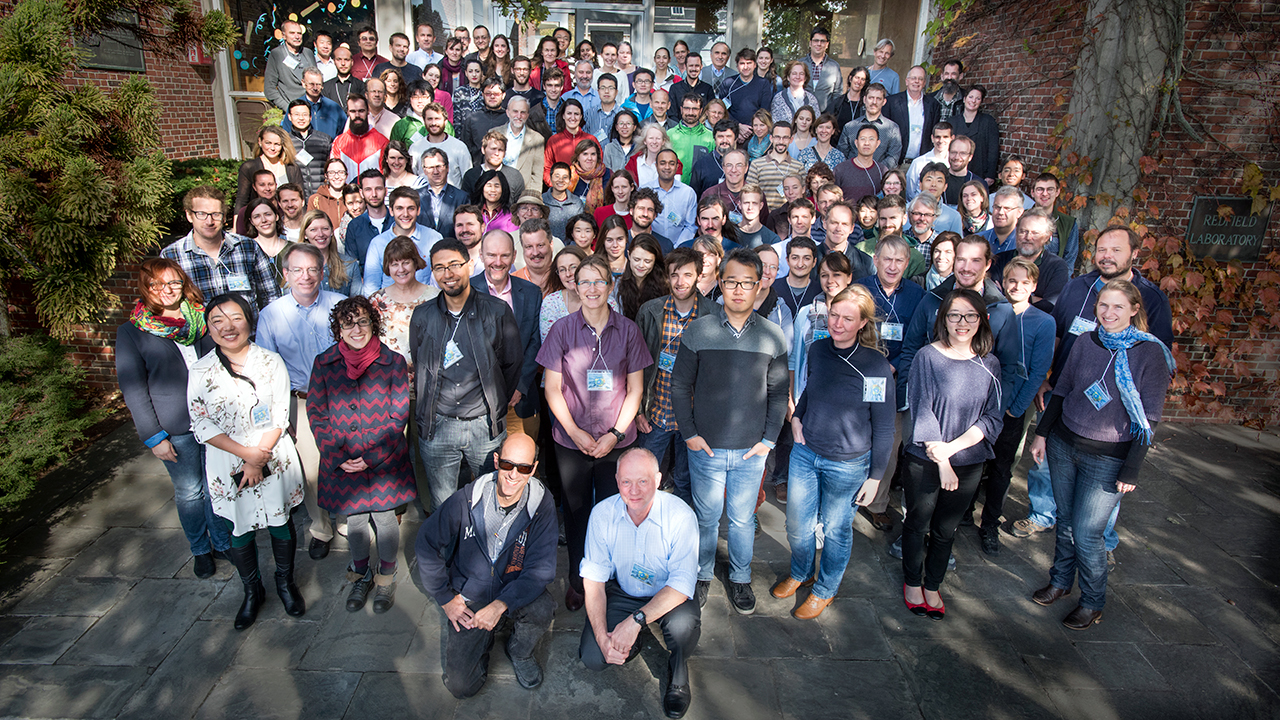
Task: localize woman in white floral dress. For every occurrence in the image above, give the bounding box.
[188,293,306,631]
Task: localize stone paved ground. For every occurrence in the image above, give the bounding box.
[1,422,1278,720]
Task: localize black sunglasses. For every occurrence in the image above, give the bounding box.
[498,458,535,474]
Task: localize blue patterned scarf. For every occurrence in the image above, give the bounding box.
[1098,325,1175,445]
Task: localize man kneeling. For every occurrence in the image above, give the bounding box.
[579,447,701,719]
[416,433,557,698]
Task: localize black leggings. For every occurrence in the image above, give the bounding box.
[901,454,983,591]
[555,442,627,593]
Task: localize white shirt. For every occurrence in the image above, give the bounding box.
[905,149,946,201]
[580,493,699,599]
[316,57,338,82]
[504,124,527,167]
[905,93,925,160]
[407,49,444,69]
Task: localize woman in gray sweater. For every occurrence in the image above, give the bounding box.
[902,288,1004,620]
[1028,279,1173,630]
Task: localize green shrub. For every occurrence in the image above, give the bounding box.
[0,336,107,510]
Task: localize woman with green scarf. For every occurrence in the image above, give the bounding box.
[1028,278,1174,630]
[115,258,230,578]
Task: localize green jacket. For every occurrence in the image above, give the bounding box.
[667,123,714,184]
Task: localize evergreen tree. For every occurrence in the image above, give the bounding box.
[0,0,238,339]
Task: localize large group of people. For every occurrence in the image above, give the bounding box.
[116,22,1177,719]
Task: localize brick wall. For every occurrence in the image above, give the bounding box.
[934,0,1280,424]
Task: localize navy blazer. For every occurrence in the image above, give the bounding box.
[470,274,543,417]
[883,91,942,165]
[417,184,469,235]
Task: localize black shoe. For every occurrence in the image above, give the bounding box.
[372,578,396,614]
[271,530,306,617]
[694,580,710,608]
[663,681,692,718]
[506,643,543,689]
[193,552,216,579]
[226,544,265,631]
[979,527,1000,556]
[1062,605,1103,630]
[307,537,330,560]
[729,581,756,615]
[346,567,374,611]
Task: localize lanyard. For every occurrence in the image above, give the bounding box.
[587,323,609,372]
[873,279,899,323]
[836,343,865,378]
[660,305,693,356]
[786,282,809,309]
[1094,350,1117,388]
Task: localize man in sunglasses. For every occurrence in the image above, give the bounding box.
[416,433,557,698]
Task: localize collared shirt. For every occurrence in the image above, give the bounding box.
[563,86,602,121]
[362,223,443,295]
[407,48,444,69]
[646,179,698,247]
[580,492,699,599]
[160,231,282,311]
[504,124,527,167]
[479,478,529,560]
[487,275,514,311]
[353,53,388,81]
[256,290,345,391]
[590,103,622,143]
[649,297,698,430]
[284,94,346,139]
[540,96,564,131]
[905,93,925,159]
[934,89,962,121]
[745,153,803,210]
[315,57,337,82]
[535,308,653,448]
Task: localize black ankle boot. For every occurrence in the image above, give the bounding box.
[270,527,306,617]
[226,543,265,631]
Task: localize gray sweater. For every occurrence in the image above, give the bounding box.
[906,344,1004,467]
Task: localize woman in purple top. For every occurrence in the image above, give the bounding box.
[537,254,652,612]
[1028,280,1172,630]
[471,170,519,235]
[902,288,1004,620]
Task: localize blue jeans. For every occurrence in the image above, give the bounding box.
[1027,457,1121,551]
[161,433,230,555]
[418,415,505,512]
[785,445,869,599]
[687,446,767,584]
[638,424,692,506]
[1046,433,1125,611]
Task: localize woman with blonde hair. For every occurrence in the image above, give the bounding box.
[624,122,678,188]
[300,210,361,296]
[235,125,302,212]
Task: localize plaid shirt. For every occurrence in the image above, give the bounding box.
[161,231,282,310]
[650,298,696,431]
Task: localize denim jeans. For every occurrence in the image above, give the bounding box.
[1028,455,1121,552]
[161,433,230,555]
[418,415,505,512]
[1046,433,1125,611]
[785,445,869,599]
[687,446,767,583]
[638,425,692,507]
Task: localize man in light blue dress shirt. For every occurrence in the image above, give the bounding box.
[256,244,346,557]
[579,448,700,719]
[363,187,443,295]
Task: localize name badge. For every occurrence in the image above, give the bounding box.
[1014,362,1029,380]
[283,55,300,70]
[1084,380,1112,410]
[658,351,676,373]
[630,563,655,586]
[881,322,904,341]
[776,183,786,200]
[728,211,743,225]
[443,340,463,369]
[1069,316,1098,336]
[251,404,271,428]
[812,327,830,341]
[666,211,681,225]
[586,369,614,392]
[296,149,313,166]
[227,274,251,292]
[863,377,887,404]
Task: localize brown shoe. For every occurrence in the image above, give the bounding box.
[1062,605,1103,630]
[770,576,814,599]
[858,507,895,532]
[1032,584,1072,606]
[794,594,833,620]
[775,483,788,504]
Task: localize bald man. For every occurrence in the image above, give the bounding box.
[580,447,700,718]
[416,433,558,698]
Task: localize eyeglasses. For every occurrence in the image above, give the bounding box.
[432,261,468,274]
[721,280,759,290]
[147,280,184,290]
[946,312,981,324]
[287,267,322,276]
[326,170,348,177]
[909,210,936,218]
[190,210,224,221]
[577,279,609,289]
[340,318,372,330]
[498,458,535,474]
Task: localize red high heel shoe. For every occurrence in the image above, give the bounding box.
[903,584,928,617]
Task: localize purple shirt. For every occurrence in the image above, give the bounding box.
[537,309,653,448]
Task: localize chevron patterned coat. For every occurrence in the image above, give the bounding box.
[307,341,417,514]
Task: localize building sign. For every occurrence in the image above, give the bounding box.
[78,12,146,73]
[1185,196,1270,261]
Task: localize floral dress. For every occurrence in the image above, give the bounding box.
[368,285,440,362]
[188,344,304,536]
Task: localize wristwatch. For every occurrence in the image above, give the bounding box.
[609,427,626,442]
[632,610,647,627]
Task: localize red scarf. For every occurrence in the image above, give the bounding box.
[339,337,382,380]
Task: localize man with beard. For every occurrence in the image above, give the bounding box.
[323,45,366,109]
[330,93,388,182]
[409,238,523,511]
[344,169,392,267]
[452,205,486,267]
[668,94,713,185]
[420,103,472,185]
[506,56,545,108]
[459,79,511,166]
[745,122,802,210]
[933,60,965,121]
[991,209,1070,313]
[629,188,673,253]
[373,32,423,84]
